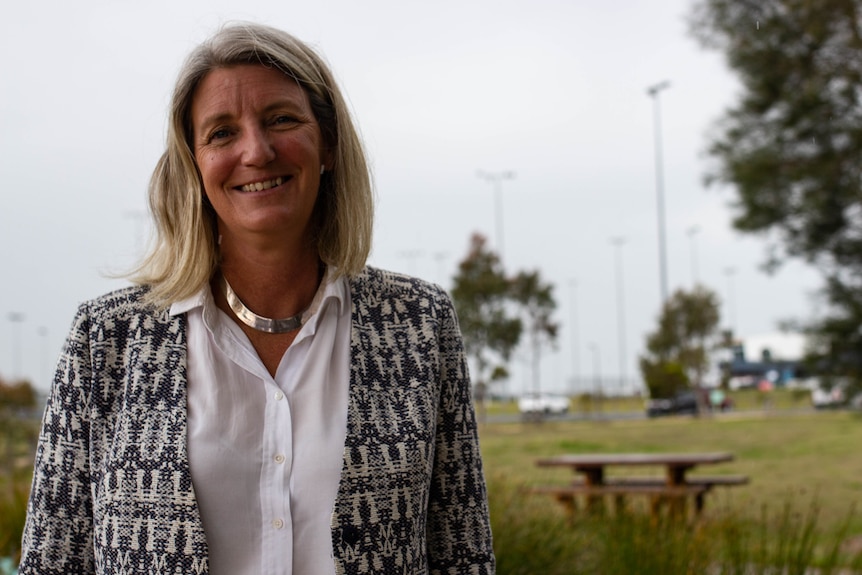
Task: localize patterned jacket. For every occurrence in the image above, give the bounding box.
[19,267,495,575]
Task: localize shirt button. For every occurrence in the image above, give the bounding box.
[272,518,284,530]
[274,454,285,464]
[274,391,284,401]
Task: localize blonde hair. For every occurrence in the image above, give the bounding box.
[130,22,373,307]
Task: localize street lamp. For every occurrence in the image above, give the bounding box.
[687,225,701,286]
[610,237,627,395]
[589,342,602,417]
[724,267,737,336]
[123,209,148,252]
[477,170,515,262]
[7,312,25,382]
[647,80,671,305]
[433,252,450,287]
[569,278,580,395]
[38,326,49,389]
[397,249,424,277]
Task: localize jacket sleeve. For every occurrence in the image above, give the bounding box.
[18,304,95,574]
[426,291,496,574]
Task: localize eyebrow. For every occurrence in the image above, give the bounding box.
[194,98,311,140]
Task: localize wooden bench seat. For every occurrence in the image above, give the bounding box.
[532,483,709,497]
[530,474,748,519]
[531,483,708,518]
[568,474,749,488]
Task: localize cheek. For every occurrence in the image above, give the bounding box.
[277,131,323,163]
[196,151,227,190]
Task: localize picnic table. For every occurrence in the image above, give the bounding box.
[533,452,748,519]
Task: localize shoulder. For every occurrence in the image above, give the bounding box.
[70,284,180,340]
[79,284,150,312]
[348,266,456,330]
[349,266,455,318]
[349,266,449,304]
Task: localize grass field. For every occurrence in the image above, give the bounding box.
[479,408,862,572]
[2,400,861,572]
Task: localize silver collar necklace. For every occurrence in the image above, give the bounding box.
[221,275,307,334]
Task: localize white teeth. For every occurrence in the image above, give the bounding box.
[241,176,284,192]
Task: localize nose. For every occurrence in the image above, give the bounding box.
[240,126,276,166]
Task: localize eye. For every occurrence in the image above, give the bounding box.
[208,127,233,142]
[271,115,298,127]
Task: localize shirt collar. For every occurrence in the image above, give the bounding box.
[170,289,206,317]
[168,266,348,321]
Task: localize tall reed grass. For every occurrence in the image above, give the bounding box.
[0,472,28,565]
[488,476,862,574]
[0,412,37,569]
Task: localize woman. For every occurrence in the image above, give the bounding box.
[19,22,495,575]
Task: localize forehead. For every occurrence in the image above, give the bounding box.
[191,65,310,122]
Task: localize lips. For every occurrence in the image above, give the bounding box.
[237,176,289,192]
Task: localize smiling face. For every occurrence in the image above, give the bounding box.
[190,65,328,250]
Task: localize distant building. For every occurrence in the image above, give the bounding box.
[722,332,810,389]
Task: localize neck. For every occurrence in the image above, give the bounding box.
[216,240,322,320]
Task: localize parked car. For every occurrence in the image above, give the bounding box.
[646,390,700,417]
[517,393,570,415]
[812,385,846,409]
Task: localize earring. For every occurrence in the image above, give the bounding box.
[320,164,325,175]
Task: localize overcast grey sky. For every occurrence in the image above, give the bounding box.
[1,0,823,393]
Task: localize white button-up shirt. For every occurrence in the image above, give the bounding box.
[170,271,351,575]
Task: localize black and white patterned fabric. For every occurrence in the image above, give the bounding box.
[19,267,495,574]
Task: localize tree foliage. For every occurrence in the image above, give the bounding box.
[639,286,721,398]
[510,270,559,395]
[805,276,862,384]
[689,0,862,270]
[689,0,862,382]
[0,377,36,411]
[451,234,522,402]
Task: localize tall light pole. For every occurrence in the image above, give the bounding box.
[38,326,49,389]
[569,278,580,396]
[123,209,148,252]
[724,267,737,336]
[433,252,450,287]
[687,225,701,286]
[647,80,671,305]
[477,170,515,262]
[589,342,602,417]
[398,249,424,277]
[610,237,627,395]
[8,312,25,382]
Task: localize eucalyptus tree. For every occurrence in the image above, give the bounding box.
[451,234,522,406]
[510,270,559,397]
[639,286,721,399]
[689,0,862,382]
